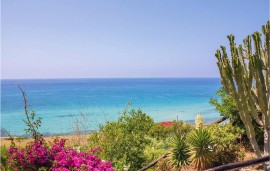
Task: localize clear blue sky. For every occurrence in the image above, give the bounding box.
[2,0,269,79]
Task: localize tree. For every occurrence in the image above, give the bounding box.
[215,20,270,157]
[210,87,240,125]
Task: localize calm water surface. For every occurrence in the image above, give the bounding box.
[1,78,221,136]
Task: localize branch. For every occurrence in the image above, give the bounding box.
[18,85,38,140]
[209,116,227,125]
[138,152,170,171]
[205,155,270,171]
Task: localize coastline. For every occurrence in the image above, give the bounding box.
[0,116,226,148]
[0,117,221,138]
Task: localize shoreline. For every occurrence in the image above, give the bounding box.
[0,117,226,148]
[0,117,222,138]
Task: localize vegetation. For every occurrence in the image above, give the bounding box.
[195,113,204,130]
[88,108,154,170]
[171,117,213,171]
[2,21,270,171]
[0,146,8,170]
[1,89,114,171]
[164,113,250,171]
[144,138,170,165]
[149,123,171,140]
[19,86,42,140]
[187,128,213,170]
[207,123,245,165]
[7,138,113,171]
[210,87,239,126]
[170,133,189,169]
[210,87,264,146]
[215,20,270,157]
[149,120,191,141]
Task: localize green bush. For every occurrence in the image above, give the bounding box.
[88,108,154,170]
[210,87,264,146]
[210,87,239,125]
[171,121,192,135]
[0,146,8,171]
[144,138,170,166]
[207,123,245,166]
[168,119,246,170]
[149,124,170,140]
[149,121,192,140]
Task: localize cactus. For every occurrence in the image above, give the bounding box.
[215,20,270,157]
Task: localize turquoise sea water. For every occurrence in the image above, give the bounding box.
[1,78,221,136]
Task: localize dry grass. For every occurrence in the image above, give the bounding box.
[0,134,90,148]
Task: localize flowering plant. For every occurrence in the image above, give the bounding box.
[8,138,114,171]
[7,88,114,170]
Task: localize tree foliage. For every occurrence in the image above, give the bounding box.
[210,87,239,125]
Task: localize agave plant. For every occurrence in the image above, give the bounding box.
[187,129,213,170]
[170,132,190,170]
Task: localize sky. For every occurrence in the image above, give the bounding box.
[1,0,269,79]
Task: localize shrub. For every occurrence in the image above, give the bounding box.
[7,138,114,171]
[207,123,245,165]
[171,120,192,135]
[210,87,264,146]
[170,132,190,169]
[169,128,213,171]
[187,129,213,170]
[88,108,154,170]
[149,124,170,140]
[149,121,192,141]
[144,138,169,166]
[1,146,8,170]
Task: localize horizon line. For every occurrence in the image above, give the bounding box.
[1,76,220,80]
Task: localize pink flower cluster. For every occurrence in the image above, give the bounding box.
[8,138,114,171]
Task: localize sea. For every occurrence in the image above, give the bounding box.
[1,78,221,136]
